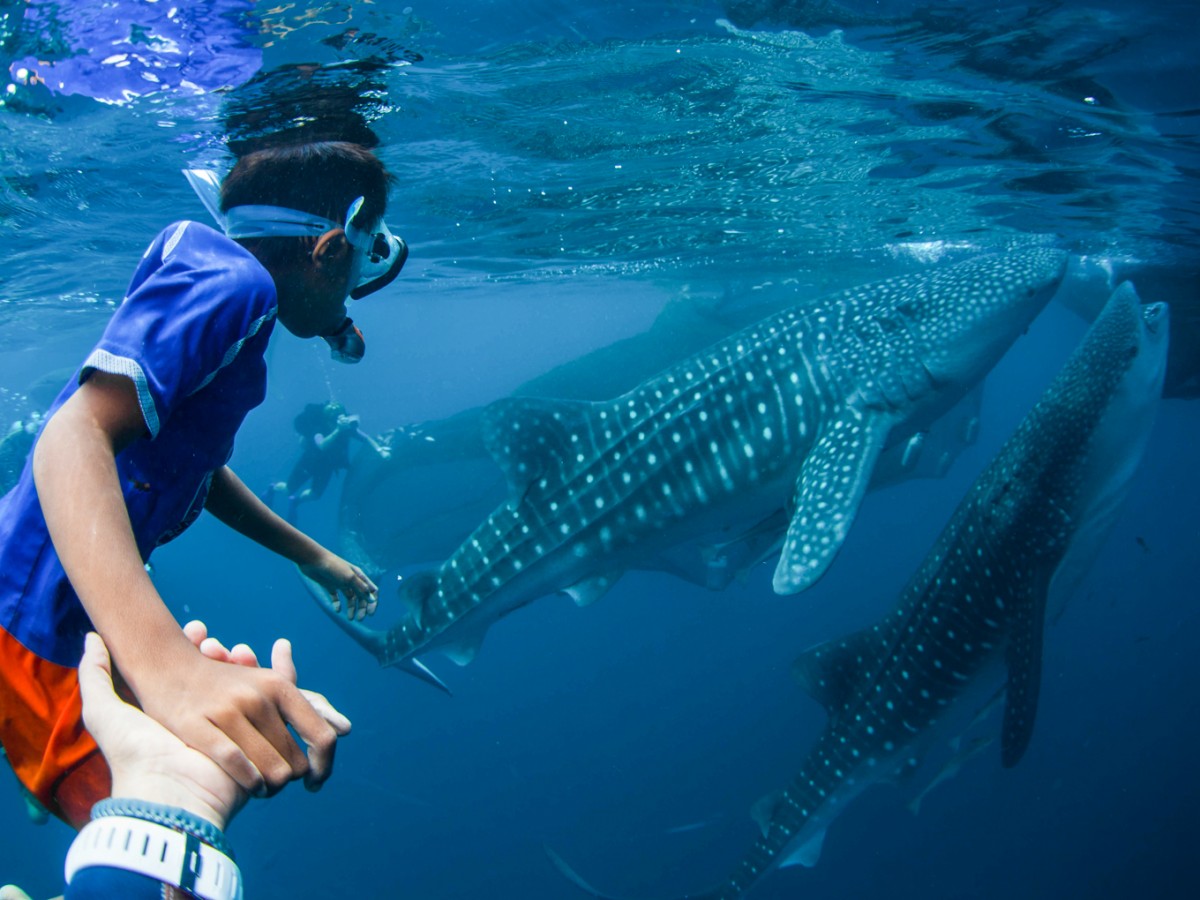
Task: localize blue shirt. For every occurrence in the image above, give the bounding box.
[0,221,277,666]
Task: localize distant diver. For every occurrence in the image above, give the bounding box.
[264,402,391,525]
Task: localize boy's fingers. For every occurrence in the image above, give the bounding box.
[270,638,298,685]
[217,698,309,795]
[275,687,339,791]
[300,688,352,735]
[199,636,233,663]
[229,643,259,667]
[183,620,209,645]
[269,641,348,785]
[195,721,268,797]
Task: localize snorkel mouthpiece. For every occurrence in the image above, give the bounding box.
[324,317,366,364]
[183,169,407,365]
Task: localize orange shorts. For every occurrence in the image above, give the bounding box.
[0,625,111,828]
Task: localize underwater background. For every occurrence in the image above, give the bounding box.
[0,1,1196,897]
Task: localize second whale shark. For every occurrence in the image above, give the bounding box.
[310,249,1067,682]
[553,280,1168,899]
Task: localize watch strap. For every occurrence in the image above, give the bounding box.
[65,816,243,900]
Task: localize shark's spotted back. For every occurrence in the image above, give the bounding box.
[311,250,1067,677]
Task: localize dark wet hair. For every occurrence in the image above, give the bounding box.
[221,141,394,233]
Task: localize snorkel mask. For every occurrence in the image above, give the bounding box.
[182,169,408,363]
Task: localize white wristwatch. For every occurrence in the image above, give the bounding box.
[64,815,243,900]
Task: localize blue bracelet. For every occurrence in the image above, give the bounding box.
[91,797,234,860]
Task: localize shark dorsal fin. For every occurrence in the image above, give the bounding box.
[750,790,783,838]
[792,627,878,712]
[1001,580,1049,767]
[480,397,602,504]
[397,570,439,631]
[774,411,892,594]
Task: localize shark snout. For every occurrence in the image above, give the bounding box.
[922,248,1067,386]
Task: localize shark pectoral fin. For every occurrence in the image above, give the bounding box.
[899,431,927,470]
[750,790,784,838]
[563,571,623,607]
[779,827,827,869]
[773,413,891,594]
[443,628,486,666]
[792,627,878,712]
[480,396,602,503]
[1001,585,1048,768]
[397,657,453,695]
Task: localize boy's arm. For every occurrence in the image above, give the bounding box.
[204,466,378,619]
[33,371,338,796]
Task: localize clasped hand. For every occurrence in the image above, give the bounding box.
[80,622,350,831]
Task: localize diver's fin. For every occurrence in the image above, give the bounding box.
[774,411,890,594]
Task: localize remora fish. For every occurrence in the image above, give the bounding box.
[553,282,1167,900]
[310,250,1066,676]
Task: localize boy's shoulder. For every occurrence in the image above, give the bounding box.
[137,220,276,305]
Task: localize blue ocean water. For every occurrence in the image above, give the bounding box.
[0,1,1197,898]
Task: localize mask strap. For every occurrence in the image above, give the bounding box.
[342,196,373,250]
[182,169,226,230]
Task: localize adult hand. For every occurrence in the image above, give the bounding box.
[299,549,378,621]
[78,632,244,830]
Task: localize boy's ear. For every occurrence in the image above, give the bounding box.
[311,229,352,267]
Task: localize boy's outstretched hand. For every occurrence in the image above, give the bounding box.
[300,550,379,621]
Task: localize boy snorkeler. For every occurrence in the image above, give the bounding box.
[0,141,407,828]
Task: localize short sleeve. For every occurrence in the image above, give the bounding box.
[81,222,277,438]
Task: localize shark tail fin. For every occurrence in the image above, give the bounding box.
[544,845,722,900]
[298,568,452,695]
[298,568,389,661]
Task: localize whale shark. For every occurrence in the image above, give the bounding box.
[337,292,985,580]
[550,281,1167,899]
[307,249,1066,681]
